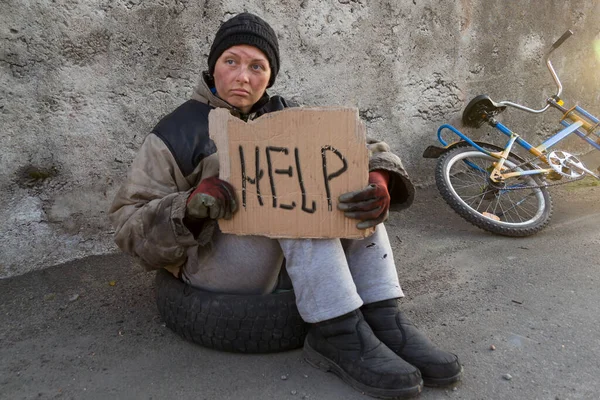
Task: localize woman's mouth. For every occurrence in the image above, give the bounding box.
[231,89,250,96]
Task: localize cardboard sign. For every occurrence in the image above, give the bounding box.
[209,107,373,239]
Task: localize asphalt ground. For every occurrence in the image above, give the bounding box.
[1,183,599,400]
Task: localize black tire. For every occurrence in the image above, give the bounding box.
[435,144,553,237]
[155,269,309,353]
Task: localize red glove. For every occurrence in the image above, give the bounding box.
[337,170,390,229]
[186,177,237,220]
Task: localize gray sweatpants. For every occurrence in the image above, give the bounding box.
[181,225,404,323]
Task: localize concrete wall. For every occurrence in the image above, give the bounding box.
[1,0,599,278]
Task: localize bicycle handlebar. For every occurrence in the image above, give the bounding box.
[551,30,573,50]
[498,29,573,114]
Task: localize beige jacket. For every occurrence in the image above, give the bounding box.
[109,77,415,272]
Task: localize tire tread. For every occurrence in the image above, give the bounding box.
[155,269,309,353]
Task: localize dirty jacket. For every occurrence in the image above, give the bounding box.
[108,74,415,271]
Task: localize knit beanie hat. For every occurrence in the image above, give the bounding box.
[208,13,280,88]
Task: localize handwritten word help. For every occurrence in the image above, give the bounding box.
[238,145,348,213]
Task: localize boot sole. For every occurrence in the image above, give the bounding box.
[423,366,464,388]
[303,340,423,399]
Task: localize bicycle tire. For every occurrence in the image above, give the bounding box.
[155,269,309,353]
[435,144,553,237]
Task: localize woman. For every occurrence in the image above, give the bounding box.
[109,12,462,399]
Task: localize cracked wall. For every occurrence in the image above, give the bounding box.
[1,0,599,278]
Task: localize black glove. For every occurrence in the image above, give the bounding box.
[337,170,390,229]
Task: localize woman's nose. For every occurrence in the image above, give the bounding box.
[236,67,250,83]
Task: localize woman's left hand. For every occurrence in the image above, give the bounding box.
[337,170,390,229]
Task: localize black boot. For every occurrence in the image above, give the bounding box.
[362,299,463,387]
[303,309,423,399]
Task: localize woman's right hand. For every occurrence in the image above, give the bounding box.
[186,177,238,220]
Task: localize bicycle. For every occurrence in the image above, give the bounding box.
[423,30,600,237]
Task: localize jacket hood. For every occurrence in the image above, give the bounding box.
[190,72,231,109]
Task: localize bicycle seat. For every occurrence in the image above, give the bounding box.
[462,95,507,128]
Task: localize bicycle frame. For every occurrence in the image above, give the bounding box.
[436,101,600,182]
[430,29,600,183]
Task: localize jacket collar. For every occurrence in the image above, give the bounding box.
[191,72,270,120]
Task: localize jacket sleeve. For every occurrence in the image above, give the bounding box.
[366,136,415,210]
[108,134,201,271]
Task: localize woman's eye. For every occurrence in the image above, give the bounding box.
[225,59,235,65]
[251,64,264,71]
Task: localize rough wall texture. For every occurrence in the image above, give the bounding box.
[1,0,599,278]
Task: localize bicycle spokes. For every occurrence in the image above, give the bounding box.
[449,154,546,224]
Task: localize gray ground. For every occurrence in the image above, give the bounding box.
[1,183,599,400]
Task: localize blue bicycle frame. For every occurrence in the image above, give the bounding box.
[436,102,600,181]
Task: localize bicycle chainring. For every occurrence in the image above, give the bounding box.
[491,153,586,191]
[546,151,586,179]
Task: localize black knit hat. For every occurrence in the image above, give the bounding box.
[208,13,280,88]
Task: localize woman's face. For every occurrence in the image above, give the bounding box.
[213,45,271,114]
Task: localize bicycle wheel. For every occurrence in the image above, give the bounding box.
[435,145,553,237]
